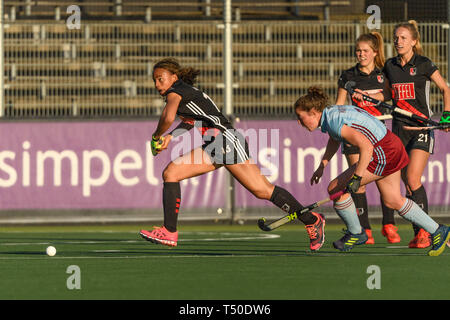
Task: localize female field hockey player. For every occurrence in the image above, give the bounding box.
[294,86,450,256]
[381,21,450,248]
[336,31,400,244]
[139,58,326,251]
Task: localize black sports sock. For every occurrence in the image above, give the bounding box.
[380,197,396,225]
[163,182,181,232]
[408,185,429,235]
[352,192,370,230]
[270,186,317,225]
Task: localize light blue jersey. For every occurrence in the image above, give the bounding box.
[320,105,387,145]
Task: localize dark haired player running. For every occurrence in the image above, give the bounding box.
[139,58,326,251]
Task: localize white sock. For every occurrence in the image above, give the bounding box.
[334,196,362,234]
[399,199,438,234]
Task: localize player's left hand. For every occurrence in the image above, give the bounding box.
[346,174,362,194]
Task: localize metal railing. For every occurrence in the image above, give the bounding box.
[3,21,449,118]
[4,0,353,22]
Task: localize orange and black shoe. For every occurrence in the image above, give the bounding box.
[381,224,401,244]
[365,229,375,245]
[140,226,178,247]
[408,228,431,248]
[305,212,325,252]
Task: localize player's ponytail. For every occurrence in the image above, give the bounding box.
[153,58,200,85]
[355,32,385,69]
[294,86,329,113]
[394,20,423,55]
[370,32,385,69]
[178,67,200,86]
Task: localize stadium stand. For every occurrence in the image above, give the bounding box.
[1,0,448,118]
[5,0,356,22]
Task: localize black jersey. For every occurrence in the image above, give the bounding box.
[383,54,438,125]
[165,79,251,164]
[338,64,391,116]
[165,79,233,132]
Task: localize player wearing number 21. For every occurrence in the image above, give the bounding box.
[139,58,326,251]
[294,86,450,256]
[369,21,450,248]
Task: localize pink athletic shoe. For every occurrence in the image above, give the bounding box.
[140,226,178,247]
[305,212,325,252]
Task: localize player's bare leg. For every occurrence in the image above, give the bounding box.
[140,148,220,246]
[226,160,325,251]
[403,149,432,247]
[376,170,448,256]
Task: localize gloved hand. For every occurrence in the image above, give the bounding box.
[346,174,362,194]
[440,111,450,124]
[151,135,164,156]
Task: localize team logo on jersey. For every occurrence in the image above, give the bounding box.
[392,83,415,100]
[377,75,384,83]
[410,67,417,76]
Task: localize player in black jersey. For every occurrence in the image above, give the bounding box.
[382,21,450,248]
[139,58,325,251]
[336,32,401,245]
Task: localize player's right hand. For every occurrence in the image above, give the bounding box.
[351,89,366,102]
[157,134,172,152]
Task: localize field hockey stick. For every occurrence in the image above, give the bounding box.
[374,114,449,131]
[375,114,393,121]
[257,190,345,232]
[344,81,440,127]
[403,123,450,131]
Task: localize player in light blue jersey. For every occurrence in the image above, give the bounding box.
[293,86,449,256]
[320,105,387,146]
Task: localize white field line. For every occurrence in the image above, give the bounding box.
[0,252,445,261]
[0,232,280,246]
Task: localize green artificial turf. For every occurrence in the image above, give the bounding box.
[0,224,448,300]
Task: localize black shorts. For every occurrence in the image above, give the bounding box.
[342,142,359,155]
[202,128,251,165]
[392,122,435,154]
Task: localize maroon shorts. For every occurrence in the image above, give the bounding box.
[367,130,409,176]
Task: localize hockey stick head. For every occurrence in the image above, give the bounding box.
[257,218,272,232]
[344,81,356,94]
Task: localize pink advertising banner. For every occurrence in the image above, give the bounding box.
[0,120,448,210]
[0,120,225,209]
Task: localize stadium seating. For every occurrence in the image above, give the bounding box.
[2,1,447,117]
[5,0,356,22]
